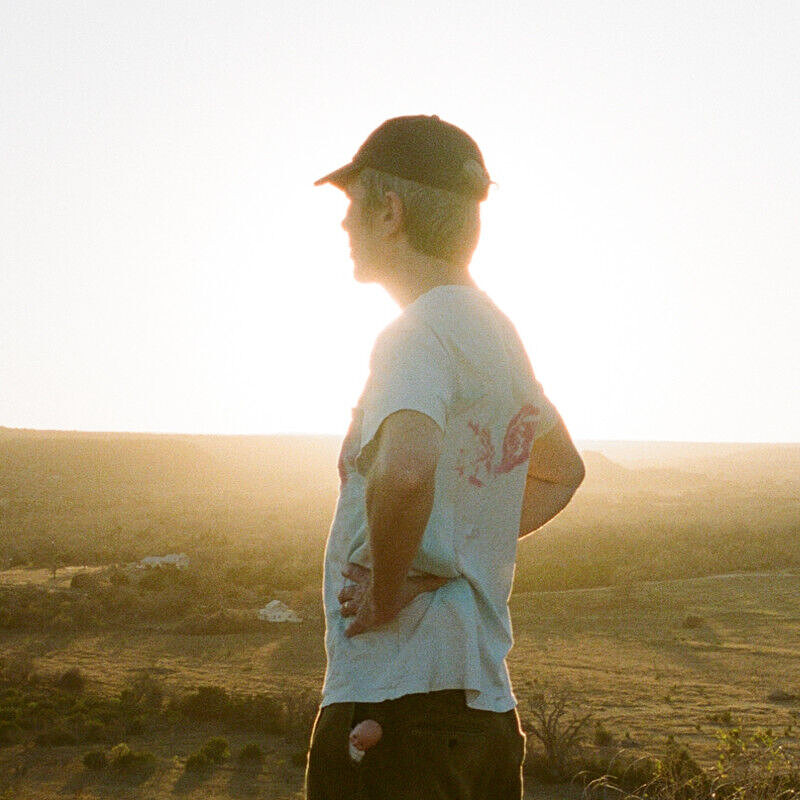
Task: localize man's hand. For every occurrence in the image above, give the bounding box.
[338,563,447,637]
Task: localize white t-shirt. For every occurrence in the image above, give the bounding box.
[321,285,557,712]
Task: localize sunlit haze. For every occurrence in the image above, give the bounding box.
[3,2,798,442]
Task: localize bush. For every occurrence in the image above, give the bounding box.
[0,652,35,684]
[124,715,145,735]
[70,571,99,590]
[200,736,230,763]
[593,720,615,747]
[119,672,164,715]
[108,569,129,586]
[658,734,706,788]
[107,741,155,773]
[82,719,107,743]
[240,693,286,734]
[58,667,85,693]
[83,749,108,770]
[520,688,592,781]
[35,727,78,746]
[177,609,259,635]
[238,742,263,761]
[767,689,798,704]
[583,726,800,799]
[707,709,738,728]
[0,721,21,747]
[178,685,231,722]
[284,690,320,743]
[185,750,211,773]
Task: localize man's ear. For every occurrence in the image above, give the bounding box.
[381,191,404,234]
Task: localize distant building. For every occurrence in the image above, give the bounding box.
[258,599,302,623]
[138,553,189,570]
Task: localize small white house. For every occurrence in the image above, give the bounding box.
[258,599,302,623]
[138,553,190,570]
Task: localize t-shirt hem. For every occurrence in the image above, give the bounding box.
[320,683,516,713]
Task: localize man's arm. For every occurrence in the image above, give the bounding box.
[519,415,585,539]
[344,409,441,636]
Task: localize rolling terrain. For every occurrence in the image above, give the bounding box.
[1,429,799,798]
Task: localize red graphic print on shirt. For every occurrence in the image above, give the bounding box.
[455,420,495,488]
[495,404,539,475]
[455,404,539,487]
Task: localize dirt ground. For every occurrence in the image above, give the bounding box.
[2,569,799,799]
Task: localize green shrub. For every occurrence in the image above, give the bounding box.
[234,693,286,733]
[82,749,107,770]
[238,742,263,761]
[179,685,231,722]
[178,609,259,635]
[284,690,320,743]
[656,735,707,791]
[108,569,129,586]
[200,736,230,763]
[124,715,145,735]
[0,721,21,747]
[82,719,107,743]
[107,741,155,773]
[119,672,164,715]
[35,727,78,746]
[174,685,290,733]
[593,720,615,747]
[185,750,211,773]
[70,571,99,590]
[707,709,737,728]
[58,667,85,693]
[0,653,35,684]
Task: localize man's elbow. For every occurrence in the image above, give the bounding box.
[569,454,586,489]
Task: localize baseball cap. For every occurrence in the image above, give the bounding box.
[314,115,491,201]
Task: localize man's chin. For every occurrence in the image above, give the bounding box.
[352,262,375,284]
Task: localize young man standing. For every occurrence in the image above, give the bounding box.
[309,115,585,800]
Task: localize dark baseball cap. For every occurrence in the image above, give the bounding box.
[314,115,491,201]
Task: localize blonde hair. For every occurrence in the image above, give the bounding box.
[358,167,485,267]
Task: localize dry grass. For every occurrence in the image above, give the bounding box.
[1,571,798,798]
[1,432,799,799]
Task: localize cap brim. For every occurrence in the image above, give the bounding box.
[313,162,359,189]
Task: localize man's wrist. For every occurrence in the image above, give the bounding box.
[370,586,402,620]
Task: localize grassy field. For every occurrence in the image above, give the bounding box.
[1,429,799,798]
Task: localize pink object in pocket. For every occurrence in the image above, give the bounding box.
[348,719,383,763]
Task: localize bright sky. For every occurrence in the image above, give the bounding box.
[2,1,798,442]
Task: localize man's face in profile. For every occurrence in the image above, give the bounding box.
[341,179,381,284]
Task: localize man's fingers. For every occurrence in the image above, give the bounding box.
[340,599,358,617]
[338,585,355,604]
[342,563,370,584]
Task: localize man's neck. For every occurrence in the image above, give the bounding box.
[380,251,476,308]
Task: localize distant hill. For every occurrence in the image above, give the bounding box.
[580,450,711,493]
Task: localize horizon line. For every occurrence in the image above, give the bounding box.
[1,425,798,447]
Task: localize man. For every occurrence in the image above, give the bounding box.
[308,115,585,800]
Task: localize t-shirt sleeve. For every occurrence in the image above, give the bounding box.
[356,318,455,471]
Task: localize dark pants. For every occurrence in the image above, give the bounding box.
[305,690,525,800]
